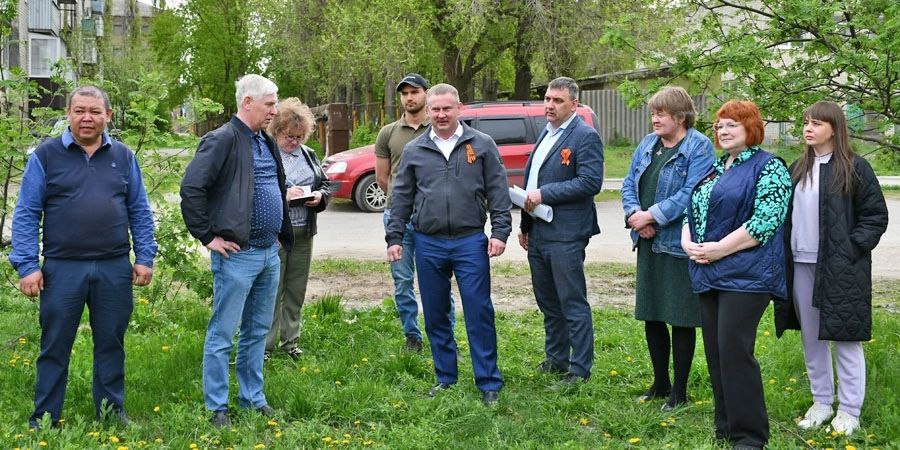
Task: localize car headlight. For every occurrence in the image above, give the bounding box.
[325,161,347,174]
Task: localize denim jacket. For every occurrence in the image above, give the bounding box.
[621,128,715,257]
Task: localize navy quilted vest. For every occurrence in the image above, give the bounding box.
[688,150,787,300]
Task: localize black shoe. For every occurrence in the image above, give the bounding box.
[428,382,453,397]
[482,390,500,406]
[404,335,424,352]
[210,409,231,428]
[263,351,271,362]
[732,445,762,450]
[636,386,671,403]
[536,360,568,375]
[551,373,589,391]
[112,410,132,427]
[256,405,277,417]
[660,394,687,412]
[286,347,303,361]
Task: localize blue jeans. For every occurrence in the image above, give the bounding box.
[383,210,455,341]
[414,231,503,392]
[31,255,133,424]
[203,244,280,411]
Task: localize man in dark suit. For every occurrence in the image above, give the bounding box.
[519,76,604,385]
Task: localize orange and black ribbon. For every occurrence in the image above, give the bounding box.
[466,144,476,164]
[561,148,571,166]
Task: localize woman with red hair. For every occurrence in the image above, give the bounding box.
[682,100,792,450]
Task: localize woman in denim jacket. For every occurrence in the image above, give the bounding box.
[621,86,715,411]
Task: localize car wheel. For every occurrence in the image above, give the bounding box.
[353,173,386,213]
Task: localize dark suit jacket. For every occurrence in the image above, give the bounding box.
[520,114,604,242]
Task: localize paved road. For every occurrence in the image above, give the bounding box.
[314,198,900,279]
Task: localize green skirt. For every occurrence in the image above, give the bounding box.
[634,238,701,327]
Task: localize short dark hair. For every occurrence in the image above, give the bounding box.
[67,85,111,110]
[547,77,579,101]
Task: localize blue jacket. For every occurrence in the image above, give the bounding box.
[621,128,715,257]
[9,130,157,278]
[687,150,787,300]
[520,114,604,242]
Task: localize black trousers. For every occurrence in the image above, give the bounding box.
[699,290,770,448]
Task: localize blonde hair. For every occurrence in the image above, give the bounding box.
[267,97,316,143]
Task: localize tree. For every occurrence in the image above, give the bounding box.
[613,0,900,152]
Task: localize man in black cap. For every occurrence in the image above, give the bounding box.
[376,73,454,352]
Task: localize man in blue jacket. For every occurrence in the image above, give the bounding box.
[180,74,293,427]
[10,85,157,428]
[386,83,512,405]
[519,77,604,386]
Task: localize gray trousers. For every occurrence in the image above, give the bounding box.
[266,226,313,352]
[793,262,866,417]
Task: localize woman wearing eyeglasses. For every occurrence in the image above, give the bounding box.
[621,86,715,411]
[682,100,792,450]
[264,97,331,361]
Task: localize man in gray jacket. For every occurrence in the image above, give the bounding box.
[386,83,512,406]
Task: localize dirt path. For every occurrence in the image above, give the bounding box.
[307,198,900,312]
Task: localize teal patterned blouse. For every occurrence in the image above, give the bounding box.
[687,147,792,245]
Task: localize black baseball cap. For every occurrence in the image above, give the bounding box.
[396,73,429,92]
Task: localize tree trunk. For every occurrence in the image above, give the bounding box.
[383,72,396,122]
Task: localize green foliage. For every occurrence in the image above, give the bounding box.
[349,123,379,149]
[611,0,900,154]
[0,279,896,448]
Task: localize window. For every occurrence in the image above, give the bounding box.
[476,118,527,145]
[29,36,60,78]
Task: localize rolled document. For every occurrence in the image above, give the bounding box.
[509,186,553,222]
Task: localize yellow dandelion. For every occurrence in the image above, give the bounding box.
[155,439,163,444]
[361,357,369,363]
[625,356,633,362]
[153,405,160,413]
[667,417,676,424]
[604,433,611,438]
[343,434,351,439]
[117,446,129,450]
[161,345,171,352]
[335,380,342,386]
[628,437,641,444]
[609,369,619,377]
[846,445,857,450]
[190,443,198,449]
[322,437,333,443]
[363,441,374,446]
[867,433,876,438]
[832,430,844,437]
[354,420,361,425]
[579,418,590,426]
[14,433,23,439]
[267,419,278,426]
[110,436,120,443]
[138,441,147,447]
[660,421,668,427]
[18,337,26,344]
[768,378,776,385]
[311,314,318,319]
[342,439,350,444]
[253,445,266,449]
[763,330,770,336]
[39,441,48,447]
[807,439,817,445]
[213,440,220,445]
[275,431,282,438]
[352,364,359,368]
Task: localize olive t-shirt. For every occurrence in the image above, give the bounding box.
[374,115,430,208]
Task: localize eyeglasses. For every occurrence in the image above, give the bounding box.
[282,135,304,143]
[650,111,670,119]
[713,122,742,131]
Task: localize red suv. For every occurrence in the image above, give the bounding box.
[322,101,600,212]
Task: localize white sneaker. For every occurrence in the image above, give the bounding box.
[797,402,833,429]
[830,410,860,436]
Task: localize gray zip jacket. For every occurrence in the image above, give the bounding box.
[385,122,512,246]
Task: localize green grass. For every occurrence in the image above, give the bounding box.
[0,263,897,449]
